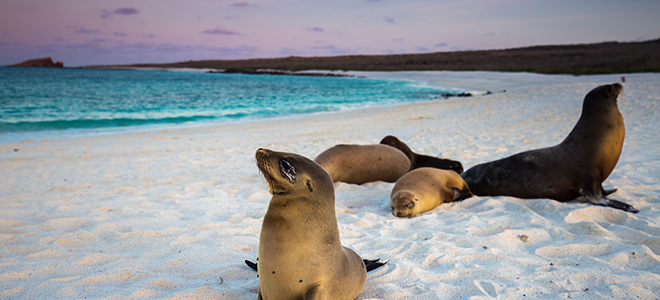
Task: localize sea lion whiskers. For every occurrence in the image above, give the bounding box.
[256,149,291,196]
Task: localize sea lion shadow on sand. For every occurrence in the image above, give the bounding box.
[251,148,386,300]
[461,83,638,213]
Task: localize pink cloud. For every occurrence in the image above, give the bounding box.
[230,2,257,8]
[202,28,240,35]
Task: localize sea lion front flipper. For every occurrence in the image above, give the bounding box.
[245,259,258,271]
[599,198,639,213]
[363,258,388,272]
[304,283,323,300]
[246,258,387,273]
[577,190,639,213]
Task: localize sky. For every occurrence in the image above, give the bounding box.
[1,0,659,67]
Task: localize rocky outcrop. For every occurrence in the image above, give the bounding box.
[11,57,64,68]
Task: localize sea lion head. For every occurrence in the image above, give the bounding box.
[380,135,414,160]
[256,148,333,199]
[390,190,418,218]
[583,83,623,112]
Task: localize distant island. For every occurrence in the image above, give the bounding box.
[83,38,660,75]
[11,57,64,68]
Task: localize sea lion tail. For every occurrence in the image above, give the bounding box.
[363,258,388,272]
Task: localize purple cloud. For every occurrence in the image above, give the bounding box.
[142,34,157,38]
[115,7,139,15]
[416,46,431,52]
[385,17,395,23]
[202,28,240,35]
[435,42,448,47]
[100,7,139,18]
[230,2,257,8]
[74,27,100,34]
[280,48,305,56]
[307,27,325,33]
[114,32,127,37]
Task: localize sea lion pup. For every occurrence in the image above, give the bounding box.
[380,135,464,173]
[461,83,638,213]
[314,144,410,184]
[391,167,472,218]
[255,148,371,300]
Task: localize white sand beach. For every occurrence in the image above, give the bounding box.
[1,71,659,299]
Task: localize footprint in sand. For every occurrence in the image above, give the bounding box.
[474,280,498,298]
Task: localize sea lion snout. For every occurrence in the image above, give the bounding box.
[255,148,272,174]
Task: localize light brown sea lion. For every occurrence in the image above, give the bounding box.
[391,167,472,218]
[254,148,368,300]
[315,144,410,184]
[380,135,464,173]
[461,83,637,213]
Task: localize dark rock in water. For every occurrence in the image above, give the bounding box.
[11,57,64,68]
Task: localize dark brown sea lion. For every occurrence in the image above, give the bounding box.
[380,135,464,174]
[461,83,637,213]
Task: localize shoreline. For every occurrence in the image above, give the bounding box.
[1,70,640,145]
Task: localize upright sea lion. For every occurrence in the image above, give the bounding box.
[391,167,472,218]
[315,144,410,184]
[461,83,638,213]
[255,148,369,300]
[380,135,464,174]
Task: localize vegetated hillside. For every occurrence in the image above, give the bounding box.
[85,38,660,75]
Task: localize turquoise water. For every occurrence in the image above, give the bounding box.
[0,67,462,143]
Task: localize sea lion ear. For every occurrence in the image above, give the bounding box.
[306,179,313,192]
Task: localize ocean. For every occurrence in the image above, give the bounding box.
[0,67,463,143]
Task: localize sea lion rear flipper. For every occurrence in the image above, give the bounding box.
[363,258,388,272]
[451,187,472,202]
[603,188,618,196]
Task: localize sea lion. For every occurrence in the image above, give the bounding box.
[461,83,638,213]
[380,135,464,173]
[255,148,369,300]
[315,144,410,184]
[391,167,472,218]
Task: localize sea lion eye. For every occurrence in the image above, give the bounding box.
[279,159,297,182]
